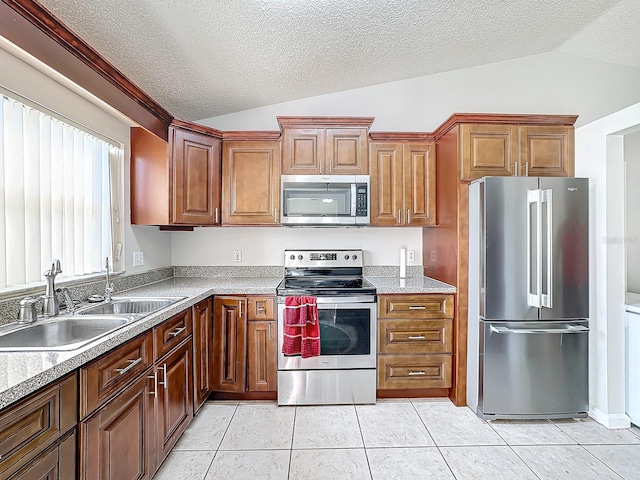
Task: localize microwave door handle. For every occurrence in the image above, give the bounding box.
[351,183,357,216]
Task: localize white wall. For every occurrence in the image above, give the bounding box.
[625,131,640,293]
[576,101,640,428]
[197,52,640,132]
[171,227,422,267]
[0,40,172,275]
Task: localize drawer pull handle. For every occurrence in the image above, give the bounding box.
[257,306,265,313]
[148,372,158,398]
[114,357,142,375]
[158,364,167,388]
[408,335,426,340]
[169,326,186,337]
[408,370,426,376]
[409,306,426,310]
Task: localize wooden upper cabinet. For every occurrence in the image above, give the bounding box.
[369,140,436,226]
[279,117,374,175]
[519,125,574,177]
[457,119,576,181]
[326,128,369,174]
[370,142,403,226]
[404,143,436,226]
[460,124,518,181]
[172,127,221,225]
[281,128,324,175]
[222,140,281,225]
[131,119,222,226]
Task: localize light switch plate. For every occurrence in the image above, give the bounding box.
[133,251,144,266]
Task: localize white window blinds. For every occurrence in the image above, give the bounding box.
[0,92,123,290]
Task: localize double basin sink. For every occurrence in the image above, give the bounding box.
[0,296,185,352]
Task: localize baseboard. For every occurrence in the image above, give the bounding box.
[589,405,631,429]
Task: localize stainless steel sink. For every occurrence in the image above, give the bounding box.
[0,316,134,351]
[77,296,184,316]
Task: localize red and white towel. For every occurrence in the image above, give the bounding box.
[282,296,320,358]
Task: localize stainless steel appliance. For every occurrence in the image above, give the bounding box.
[467,176,589,419]
[280,175,370,226]
[276,249,377,405]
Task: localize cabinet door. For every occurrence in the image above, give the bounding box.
[281,128,324,175]
[404,143,436,226]
[369,143,404,226]
[155,339,193,466]
[213,297,247,393]
[326,128,368,174]
[192,298,213,413]
[79,373,153,480]
[519,125,574,177]
[247,321,277,392]
[460,124,518,181]
[222,141,281,225]
[10,432,76,480]
[171,127,221,225]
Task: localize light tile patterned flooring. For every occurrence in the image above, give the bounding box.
[155,399,640,480]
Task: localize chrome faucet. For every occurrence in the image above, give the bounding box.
[41,259,62,316]
[104,257,114,303]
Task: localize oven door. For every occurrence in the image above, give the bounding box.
[277,298,377,370]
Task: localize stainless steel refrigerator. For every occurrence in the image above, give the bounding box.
[467,176,589,419]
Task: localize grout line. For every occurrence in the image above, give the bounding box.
[353,404,374,480]
[409,399,458,479]
[201,402,240,478]
[287,406,297,480]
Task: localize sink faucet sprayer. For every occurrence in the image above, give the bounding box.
[104,257,114,303]
[41,259,62,316]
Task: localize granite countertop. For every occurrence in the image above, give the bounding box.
[368,276,456,294]
[0,274,454,410]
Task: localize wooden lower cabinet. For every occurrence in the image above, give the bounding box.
[79,373,153,480]
[247,320,277,392]
[213,297,247,393]
[213,296,277,396]
[377,294,454,394]
[0,374,77,480]
[155,339,193,465]
[9,430,76,480]
[192,298,214,412]
[79,309,195,479]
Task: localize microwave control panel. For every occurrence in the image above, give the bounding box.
[356,184,368,216]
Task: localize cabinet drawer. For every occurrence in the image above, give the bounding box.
[154,309,192,360]
[378,295,454,319]
[0,373,77,479]
[377,355,452,390]
[378,319,452,354]
[80,332,153,419]
[247,297,275,320]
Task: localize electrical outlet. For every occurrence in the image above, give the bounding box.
[234,250,242,262]
[133,251,144,267]
[407,250,415,262]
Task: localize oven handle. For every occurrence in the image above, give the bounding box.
[278,296,376,304]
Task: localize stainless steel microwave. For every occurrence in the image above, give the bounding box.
[280,175,370,226]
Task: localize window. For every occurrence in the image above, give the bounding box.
[0,89,124,292]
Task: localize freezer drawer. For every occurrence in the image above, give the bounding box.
[479,320,588,419]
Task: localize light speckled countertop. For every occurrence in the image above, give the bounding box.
[0,275,454,410]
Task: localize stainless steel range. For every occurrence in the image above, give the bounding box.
[276,249,377,405]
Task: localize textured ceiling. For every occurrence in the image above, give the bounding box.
[33,0,634,121]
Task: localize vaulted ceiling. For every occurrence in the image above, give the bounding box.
[35,0,640,121]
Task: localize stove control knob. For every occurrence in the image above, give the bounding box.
[289,254,295,260]
[298,255,303,260]
[344,255,350,260]
[352,254,358,260]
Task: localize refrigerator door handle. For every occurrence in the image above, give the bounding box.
[490,325,589,334]
[541,189,553,309]
[527,189,542,308]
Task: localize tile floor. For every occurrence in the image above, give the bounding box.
[155,399,640,480]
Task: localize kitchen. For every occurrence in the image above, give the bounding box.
[1,0,640,479]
